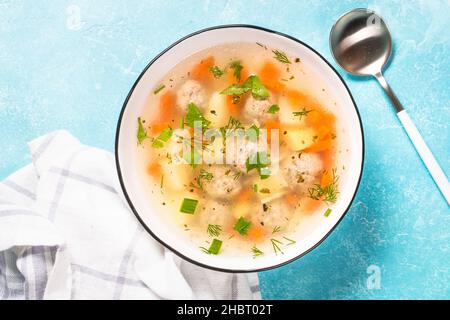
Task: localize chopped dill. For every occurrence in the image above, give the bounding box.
[207,224,222,237]
[251,246,264,258]
[272,226,281,234]
[272,49,291,64]
[270,238,284,255]
[283,236,296,245]
[308,168,339,203]
[292,108,313,120]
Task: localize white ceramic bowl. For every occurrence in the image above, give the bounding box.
[115,25,364,272]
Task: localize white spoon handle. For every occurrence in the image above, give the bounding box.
[397,110,450,205]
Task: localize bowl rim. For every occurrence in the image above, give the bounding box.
[115,24,365,273]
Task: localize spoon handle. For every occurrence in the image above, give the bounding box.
[375,73,450,205]
[397,110,450,205]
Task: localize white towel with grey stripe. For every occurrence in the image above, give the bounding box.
[0,131,260,300]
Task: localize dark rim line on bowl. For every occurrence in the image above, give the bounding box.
[115,24,365,273]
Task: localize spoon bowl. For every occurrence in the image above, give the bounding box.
[329,8,450,205]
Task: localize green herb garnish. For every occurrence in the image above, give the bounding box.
[267,104,280,114]
[272,49,291,64]
[220,75,269,100]
[183,149,201,167]
[207,224,222,237]
[220,116,244,138]
[151,127,173,148]
[246,152,271,179]
[208,239,223,255]
[259,188,270,194]
[283,236,296,245]
[246,124,260,141]
[192,169,213,190]
[160,175,164,189]
[270,238,284,255]
[137,117,148,145]
[308,169,339,203]
[272,226,281,234]
[180,198,198,214]
[324,208,332,217]
[229,61,243,82]
[252,184,258,192]
[185,103,211,129]
[153,84,165,94]
[251,246,264,258]
[233,217,252,235]
[201,239,223,255]
[209,66,224,78]
[293,108,312,120]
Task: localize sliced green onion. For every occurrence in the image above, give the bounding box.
[180,198,198,214]
[208,239,222,255]
[153,84,165,95]
[233,217,251,235]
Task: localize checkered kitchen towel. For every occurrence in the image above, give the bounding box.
[0,131,260,300]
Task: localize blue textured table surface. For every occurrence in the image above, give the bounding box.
[1,0,449,299]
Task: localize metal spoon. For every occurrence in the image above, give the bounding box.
[330,8,450,205]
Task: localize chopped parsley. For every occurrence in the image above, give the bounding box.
[191,169,213,190]
[209,66,224,78]
[185,103,211,130]
[246,152,271,179]
[220,75,269,100]
[229,60,243,82]
[267,104,280,114]
[151,127,173,148]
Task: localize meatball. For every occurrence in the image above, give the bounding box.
[281,152,323,195]
[252,198,293,229]
[242,95,277,121]
[202,166,242,200]
[176,80,207,112]
[197,199,233,229]
[225,137,267,172]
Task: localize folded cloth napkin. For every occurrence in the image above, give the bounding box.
[0,131,260,300]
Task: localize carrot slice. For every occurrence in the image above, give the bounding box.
[158,91,174,122]
[149,122,169,135]
[226,95,242,115]
[147,163,161,178]
[302,197,321,214]
[304,138,333,152]
[320,170,333,188]
[236,188,253,202]
[259,61,285,93]
[284,193,299,206]
[190,56,215,82]
[247,225,265,243]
